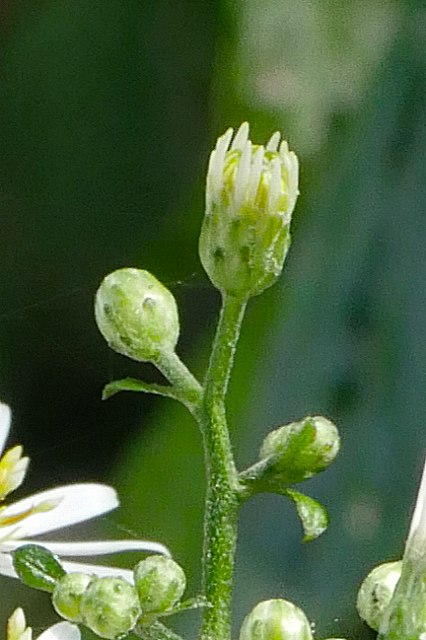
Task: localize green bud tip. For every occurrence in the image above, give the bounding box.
[80,576,141,640]
[356,561,402,631]
[95,268,179,363]
[239,599,313,640]
[52,572,94,622]
[260,416,340,484]
[133,554,186,614]
[199,122,299,298]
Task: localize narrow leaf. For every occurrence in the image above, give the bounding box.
[13,544,66,592]
[161,595,211,616]
[285,489,329,542]
[102,378,179,402]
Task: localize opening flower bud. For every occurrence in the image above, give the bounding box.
[260,416,340,485]
[199,122,299,298]
[80,577,141,640]
[133,554,186,613]
[356,561,402,631]
[95,268,179,363]
[52,572,94,622]
[239,599,313,640]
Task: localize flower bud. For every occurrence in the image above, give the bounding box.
[259,416,340,484]
[199,123,299,298]
[52,572,94,622]
[80,577,141,640]
[356,561,402,631]
[239,599,313,640]
[133,555,186,613]
[95,268,179,363]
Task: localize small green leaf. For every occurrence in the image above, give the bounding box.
[13,544,66,592]
[285,489,329,542]
[103,377,151,399]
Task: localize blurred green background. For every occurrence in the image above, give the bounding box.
[0,1,425,638]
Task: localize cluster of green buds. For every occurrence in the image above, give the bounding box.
[199,122,299,298]
[239,599,348,640]
[51,555,187,639]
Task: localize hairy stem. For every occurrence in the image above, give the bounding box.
[199,293,247,640]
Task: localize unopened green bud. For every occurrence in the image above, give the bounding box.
[80,577,141,640]
[95,268,179,363]
[52,572,94,622]
[356,561,402,631]
[133,554,186,613]
[199,122,299,298]
[260,416,340,484]
[239,599,313,640]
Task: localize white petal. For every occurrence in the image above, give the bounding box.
[0,484,118,539]
[0,551,134,583]
[267,158,282,212]
[211,128,233,195]
[234,141,252,210]
[61,559,134,583]
[0,551,17,577]
[0,402,12,456]
[266,131,280,152]
[408,453,426,544]
[247,146,264,202]
[1,539,171,558]
[38,622,80,640]
[231,122,249,151]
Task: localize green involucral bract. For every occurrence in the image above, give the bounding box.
[199,123,299,298]
[357,561,402,632]
[239,599,313,640]
[52,572,94,623]
[259,416,340,485]
[79,577,141,640]
[134,555,186,614]
[95,268,179,363]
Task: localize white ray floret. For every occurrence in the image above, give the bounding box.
[407,453,426,547]
[268,157,283,213]
[234,140,252,210]
[231,122,249,151]
[266,131,280,152]
[246,146,265,202]
[210,127,233,198]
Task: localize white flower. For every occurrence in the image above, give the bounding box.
[0,401,170,582]
[7,608,80,640]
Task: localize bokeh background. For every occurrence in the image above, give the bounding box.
[0,1,425,638]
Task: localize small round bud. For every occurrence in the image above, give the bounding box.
[239,599,313,640]
[260,416,340,484]
[80,577,141,640]
[356,561,402,631]
[95,268,179,363]
[52,572,94,622]
[133,554,186,613]
[199,123,299,298]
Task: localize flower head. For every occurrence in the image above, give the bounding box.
[0,401,170,582]
[7,608,80,640]
[199,122,299,298]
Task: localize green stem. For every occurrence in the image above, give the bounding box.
[155,351,203,416]
[199,293,247,640]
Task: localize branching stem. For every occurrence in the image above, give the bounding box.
[198,293,247,640]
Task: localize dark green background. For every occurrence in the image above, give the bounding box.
[0,2,425,638]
